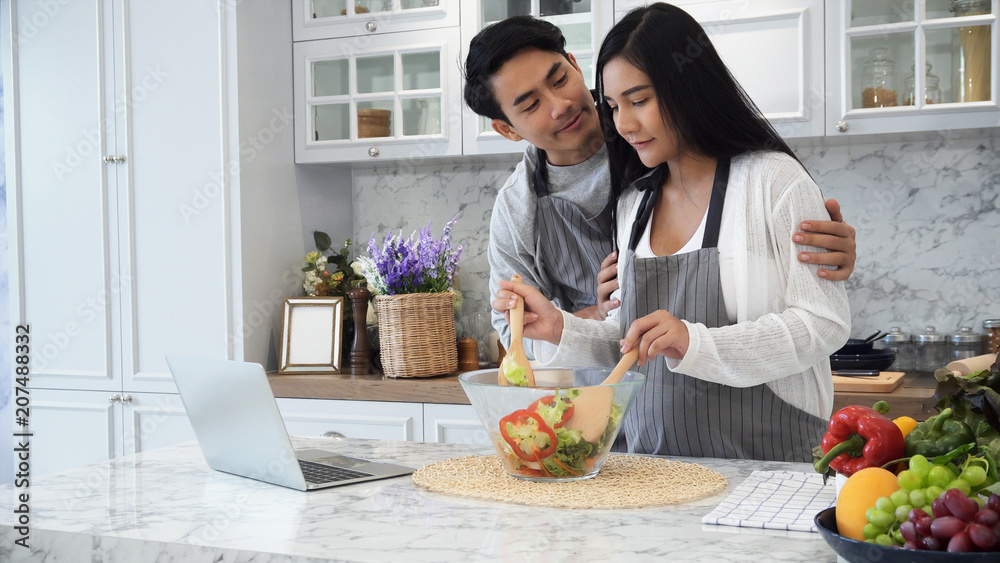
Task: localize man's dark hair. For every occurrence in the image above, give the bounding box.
[462,15,569,123]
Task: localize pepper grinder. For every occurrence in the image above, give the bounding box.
[347,286,372,374]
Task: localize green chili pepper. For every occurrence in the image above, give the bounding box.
[903,408,976,458]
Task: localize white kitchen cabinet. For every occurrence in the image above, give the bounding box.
[4,0,310,474]
[615,0,827,138]
[292,0,460,41]
[460,0,616,155]
[26,389,193,477]
[825,0,999,136]
[276,398,423,441]
[293,27,464,163]
[422,403,490,445]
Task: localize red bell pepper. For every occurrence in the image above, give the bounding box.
[499,409,557,462]
[528,395,575,428]
[814,401,905,477]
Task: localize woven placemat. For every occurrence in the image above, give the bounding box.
[411,454,728,509]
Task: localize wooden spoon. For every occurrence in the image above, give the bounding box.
[562,348,639,443]
[498,274,535,387]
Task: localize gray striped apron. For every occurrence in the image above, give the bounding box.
[618,158,826,462]
[533,147,615,312]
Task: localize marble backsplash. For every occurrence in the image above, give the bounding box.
[353,131,1000,344]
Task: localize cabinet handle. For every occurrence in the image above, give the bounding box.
[322,431,346,440]
[836,120,849,133]
[368,147,380,157]
[103,154,126,163]
[109,394,121,404]
[366,21,377,32]
[121,394,133,404]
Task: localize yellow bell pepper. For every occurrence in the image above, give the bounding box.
[893,416,919,438]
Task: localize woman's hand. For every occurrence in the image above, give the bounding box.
[620,310,690,366]
[795,198,857,281]
[495,278,564,344]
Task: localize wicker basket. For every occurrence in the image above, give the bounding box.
[375,292,457,378]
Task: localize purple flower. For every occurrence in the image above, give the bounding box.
[365,214,463,295]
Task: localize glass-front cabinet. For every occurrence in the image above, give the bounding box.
[292,0,460,41]
[293,28,463,163]
[460,0,615,155]
[826,0,999,135]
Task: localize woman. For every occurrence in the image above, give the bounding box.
[497,3,851,462]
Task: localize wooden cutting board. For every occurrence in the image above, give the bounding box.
[832,371,905,393]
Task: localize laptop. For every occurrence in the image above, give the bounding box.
[165,354,414,491]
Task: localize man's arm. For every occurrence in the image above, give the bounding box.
[794,198,857,281]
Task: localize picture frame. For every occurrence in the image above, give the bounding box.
[278,296,344,374]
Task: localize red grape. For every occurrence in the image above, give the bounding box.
[932,496,952,518]
[908,507,930,521]
[900,521,918,543]
[975,508,1000,527]
[944,489,977,521]
[947,530,975,552]
[988,493,1000,513]
[902,540,918,550]
[915,516,934,537]
[967,522,997,550]
[931,516,967,540]
[920,536,942,551]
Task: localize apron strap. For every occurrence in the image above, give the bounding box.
[531,146,550,196]
[701,157,730,249]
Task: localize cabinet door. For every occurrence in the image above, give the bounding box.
[292,0,460,41]
[460,0,615,155]
[294,27,463,163]
[622,0,826,138]
[27,389,122,477]
[422,403,490,446]
[116,0,231,393]
[826,0,1000,135]
[5,0,121,391]
[275,398,423,441]
[121,392,195,457]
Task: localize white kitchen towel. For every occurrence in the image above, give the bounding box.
[701,470,836,532]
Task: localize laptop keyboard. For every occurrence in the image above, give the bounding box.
[298,459,374,484]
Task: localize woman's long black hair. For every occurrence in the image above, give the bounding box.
[595,3,800,248]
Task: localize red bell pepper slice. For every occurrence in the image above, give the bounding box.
[499,409,557,462]
[528,395,575,428]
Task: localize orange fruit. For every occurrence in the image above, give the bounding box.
[835,467,900,541]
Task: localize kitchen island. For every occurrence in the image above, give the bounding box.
[1,438,839,562]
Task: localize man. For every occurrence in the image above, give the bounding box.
[463,16,857,355]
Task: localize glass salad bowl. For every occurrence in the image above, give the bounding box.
[459,367,645,483]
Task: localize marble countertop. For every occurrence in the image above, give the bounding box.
[0,438,838,562]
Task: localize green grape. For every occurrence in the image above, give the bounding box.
[866,508,895,529]
[909,455,931,479]
[960,465,987,487]
[946,478,972,496]
[863,523,881,540]
[927,465,951,488]
[925,485,945,502]
[875,496,895,513]
[897,470,922,491]
[889,489,909,507]
[890,527,904,545]
[909,489,927,508]
[894,504,913,522]
[875,533,894,546]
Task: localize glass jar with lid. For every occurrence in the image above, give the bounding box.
[914,326,949,372]
[949,326,987,361]
[984,319,1000,354]
[952,0,991,103]
[904,63,942,106]
[877,327,915,372]
[861,47,899,108]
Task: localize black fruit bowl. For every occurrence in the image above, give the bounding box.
[830,351,896,372]
[815,507,996,561]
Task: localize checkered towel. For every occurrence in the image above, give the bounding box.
[701,470,836,532]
